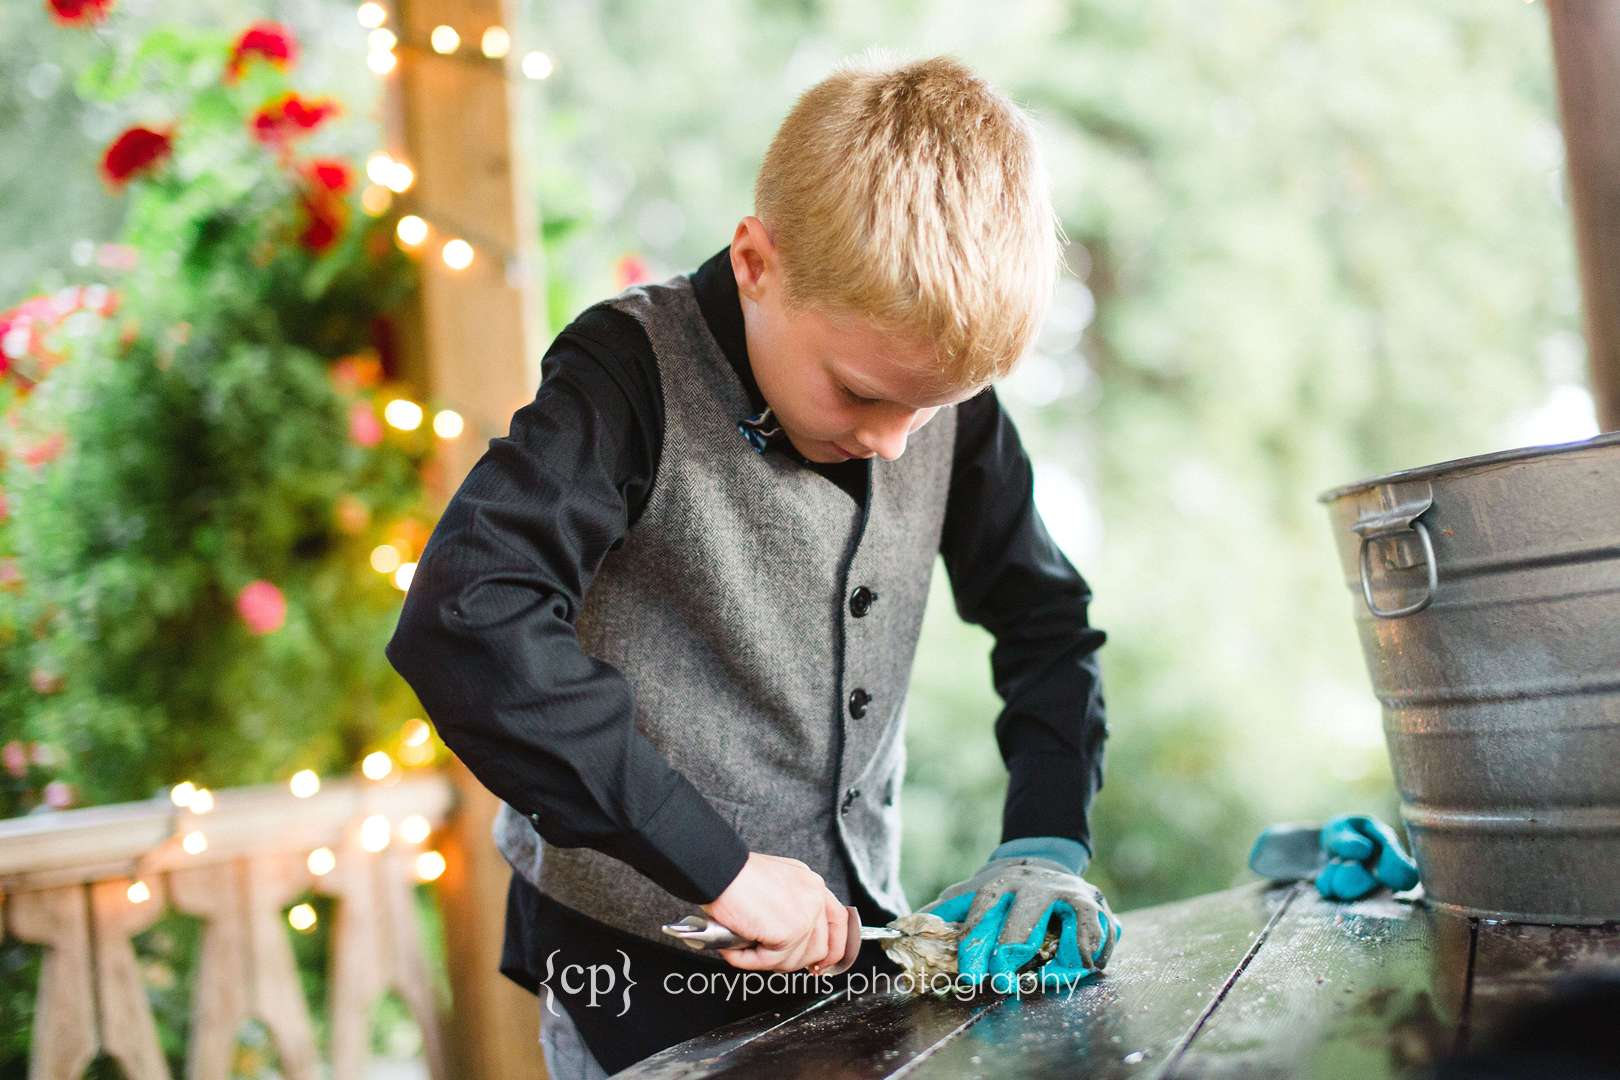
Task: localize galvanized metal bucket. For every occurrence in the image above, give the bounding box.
[1320,432,1620,925]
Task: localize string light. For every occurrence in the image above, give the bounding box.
[360,814,392,852]
[416,850,447,882]
[182,830,208,855]
[188,787,215,814]
[290,769,321,798]
[441,239,475,271]
[384,162,414,194]
[432,409,464,439]
[170,781,197,808]
[384,399,424,431]
[367,48,398,76]
[395,215,428,249]
[403,718,431,747]
[361,185,392,216]
[481,26,511,59]
[430,25,460,54]
[356,2,387,29]
[308,847,337,876]
[399,814,431,845]
[368,28,397,53]
[522,51,554,80]
[127,880,152,904]
[393,561,417,591]
[288,903,318,932]
[362,750,395,781]
[369,544,403,574]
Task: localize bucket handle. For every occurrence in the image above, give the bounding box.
[1351,483,1437,619]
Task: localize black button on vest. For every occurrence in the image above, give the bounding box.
[848,688,871,719]
[840,787,861,815]
[849,586,877,617]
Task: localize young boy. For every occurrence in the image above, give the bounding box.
[386,53,1115,1077]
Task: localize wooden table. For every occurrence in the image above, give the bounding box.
[620,881,1620,1079]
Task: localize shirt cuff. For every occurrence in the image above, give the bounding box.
[1001,751,1097,857]
[596,779,751,905]
[989,835,1091,876]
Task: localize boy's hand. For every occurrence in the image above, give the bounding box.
[918,836,1120,989]
[701,852,860,975]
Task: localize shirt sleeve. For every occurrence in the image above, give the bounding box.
[938,386,1109,856]
[385,310,751,905]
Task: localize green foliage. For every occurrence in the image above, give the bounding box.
[0,10,425,809]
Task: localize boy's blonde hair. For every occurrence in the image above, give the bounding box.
[755,53,1061,390]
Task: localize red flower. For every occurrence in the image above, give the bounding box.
[100,126,173,187]
[298,192,348,252]
[251,93,340,145]
[303,158,353,194]
[227,21,297,82]
[46,0,113,27]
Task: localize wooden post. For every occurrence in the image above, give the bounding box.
[1547,1,1620,431]
[383,0,548,1075]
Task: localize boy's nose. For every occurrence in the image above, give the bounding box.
[855,407,921,461]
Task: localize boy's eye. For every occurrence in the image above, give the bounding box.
[841,384,879,404]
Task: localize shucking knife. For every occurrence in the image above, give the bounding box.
[661,911,894,978]
[661,913,904,951]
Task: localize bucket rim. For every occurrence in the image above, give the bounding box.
[1317,430,1620,504]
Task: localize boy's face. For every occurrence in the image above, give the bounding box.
[729,217,985,464]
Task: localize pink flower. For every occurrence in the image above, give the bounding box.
[42,781,75,809]
[348,401,383,447]
[2,742,27,778]
[23,432,65,467]
[615,254,649,289]
[0,559,20,589]
[96,244,138,271]
[0,487,9,522]
[30,668,64,695]
[236,580,286,635]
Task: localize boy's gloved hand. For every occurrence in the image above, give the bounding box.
[1248,813,1421,901]
[917,836,1121,989]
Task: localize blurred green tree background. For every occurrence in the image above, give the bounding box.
[2,0,1594,915]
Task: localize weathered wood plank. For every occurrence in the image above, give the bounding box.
[170,854,319,1080]
[623,882,1293,1079]
[88,876,170,1080]
[324,840,451,1080]
[0,775,453,891]
[908,882,1297,1079]
[1168,889,1471,1079]
[8,886,97,1080]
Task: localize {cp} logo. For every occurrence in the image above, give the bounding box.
[539,949,638,1018]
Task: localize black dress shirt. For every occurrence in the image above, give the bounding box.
[384,246,1108,1072]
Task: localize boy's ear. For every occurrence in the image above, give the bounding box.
[730,216,777,301]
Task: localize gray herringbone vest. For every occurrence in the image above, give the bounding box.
[493,273,956,947]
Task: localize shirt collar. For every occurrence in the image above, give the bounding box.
[690,246,805,461]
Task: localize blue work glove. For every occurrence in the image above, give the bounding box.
[917,836,1121,991]
[1248,813,1420,901]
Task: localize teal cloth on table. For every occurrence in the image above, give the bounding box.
[1248,813,1420,901]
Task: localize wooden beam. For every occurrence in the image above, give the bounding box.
[381,0,549,1075]
[1547,0,1620,431]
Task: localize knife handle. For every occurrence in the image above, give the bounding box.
[661,914,758,951]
